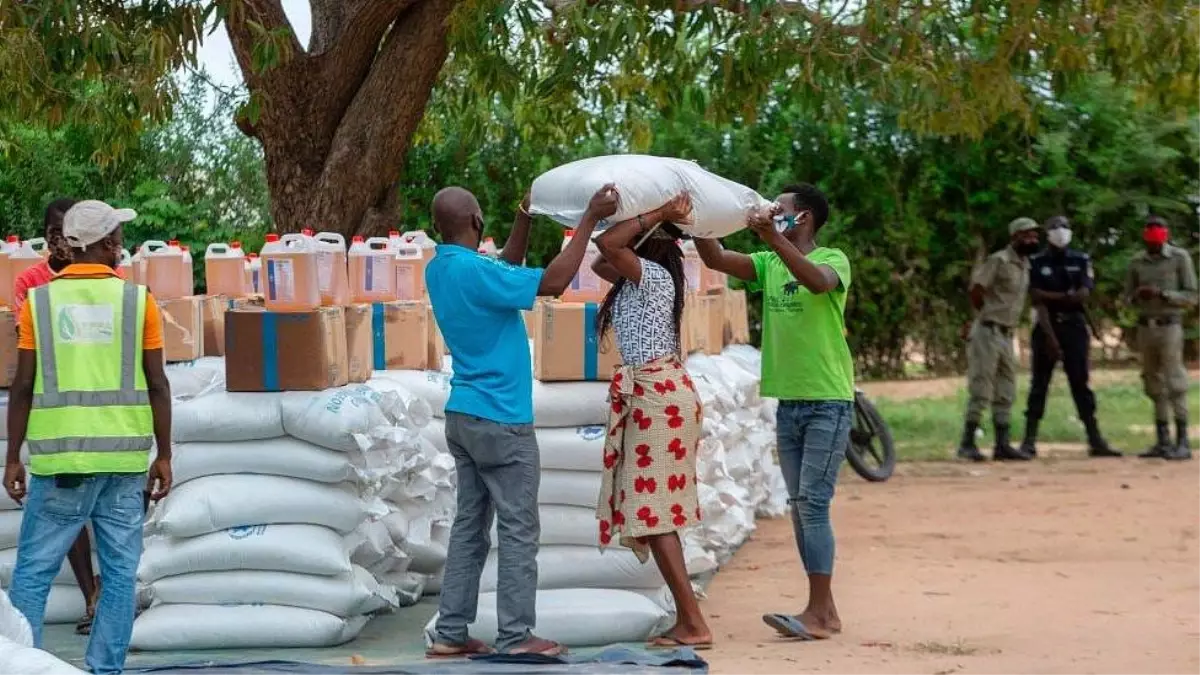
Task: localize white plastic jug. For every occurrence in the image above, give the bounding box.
[394,241,425,301]
[118,248,133,280]
[349,236,396,303]
[180,245,195,296]
[402,230,436,262]
[25,237,47,259]
[246,253,262,295]
[261,233,321,312]
[8,241,44,298]
[205,242,248,297]
[0,235,20,307]
[131,245,149,286]
[144,240,186,299]
[314,232,349,306]
[478,237,498,257]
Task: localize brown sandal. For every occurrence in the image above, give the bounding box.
[425,637,494,660]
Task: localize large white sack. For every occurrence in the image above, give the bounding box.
[406,521,450,575]
[529,154,770,239]
[0,636,86,675]
[539,470,602,508]
[479,545,663,592]
[0,512,21,550]
[138,524,351,582]
[172,392,283,443]
[150,475,368,538]
[171,438,356,486]
[130,604,368,650]
[489,505,598,548]
[380,370,610,427]
[423,589,671,648]
[0,549,75,587]
[146,566,396,617]
[43,586,86,625]
[421,422,606,473]
[164,357,227,401]
[0,588,32,646]
[281,381,431,453]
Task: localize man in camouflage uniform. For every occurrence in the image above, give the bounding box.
[957,217,1042,462]
[1126,215,1197,460]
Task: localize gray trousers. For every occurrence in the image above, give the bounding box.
[1138,322,1189,422]
[434,412,540,651]
[965,320,1017,426]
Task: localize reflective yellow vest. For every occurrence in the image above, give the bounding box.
[26,277,152,475]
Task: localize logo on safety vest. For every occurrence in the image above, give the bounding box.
[56,304,115,344]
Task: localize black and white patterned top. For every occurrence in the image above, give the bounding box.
[612,259,679,366]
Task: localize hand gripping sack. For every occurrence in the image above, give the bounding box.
[150,474,368,538]
[529,154,771,239]
[130,604,368,650]
[423,589,671,648]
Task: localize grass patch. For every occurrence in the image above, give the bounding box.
[871,373,1200,462]
[910,640,979,657]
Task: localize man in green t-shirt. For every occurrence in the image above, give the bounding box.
[695,183,853,642]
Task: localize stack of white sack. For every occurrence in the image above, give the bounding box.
[0,587,85,674]
[385,345,787,647]
[0,495,90,626]
[128,360,450,651]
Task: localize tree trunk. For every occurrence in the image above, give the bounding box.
[225,0,454,236]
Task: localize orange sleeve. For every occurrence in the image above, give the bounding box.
[143,293,164,350]
[16,301,34,350]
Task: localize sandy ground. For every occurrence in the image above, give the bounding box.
[701,459,1200,674]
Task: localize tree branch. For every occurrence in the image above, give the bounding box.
[224,0,303,96]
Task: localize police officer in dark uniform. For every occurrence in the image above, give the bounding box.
[1020,216,1121,457]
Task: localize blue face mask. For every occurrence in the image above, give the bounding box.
[772,213,797,233]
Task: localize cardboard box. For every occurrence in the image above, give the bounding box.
[701,267,727,295]
[0,309,17,387]
[344,304,373,383]
[201,296,227,357]
[531,302,621,381]
[369,301,433,371]
[697,293,725,355]
[723,289,750,345]
[682,292,704,354]
[159,297,204,363]
[225,307,348,392]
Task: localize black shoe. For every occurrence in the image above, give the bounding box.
[1020,418,1039,457]
[1166,420,1193,461]
[1084,419,1122,458]
[957,421,986,462]
[993,425,1032,461]
[1139,421,1172,458]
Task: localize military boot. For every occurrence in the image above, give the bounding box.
[1084,418,1122,458]
[1165,419,1192,461]
[1139,421,1171,458]
[956,421,986,462]
[993,424,1032,461]
[1019,418,1039,458]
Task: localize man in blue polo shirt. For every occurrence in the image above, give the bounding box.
[424,185,618,658]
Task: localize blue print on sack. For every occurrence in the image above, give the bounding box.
[577,425,606,441]
[227,524,268,540]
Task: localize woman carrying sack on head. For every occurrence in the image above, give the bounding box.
[591,193,711,650]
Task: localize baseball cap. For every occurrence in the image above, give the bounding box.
[63,200,137,249]
[1008,217,1038,236]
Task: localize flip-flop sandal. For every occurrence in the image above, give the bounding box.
[74,614,93,636]
[509,640,568,657]
[762,613,824,640]
[425,638,495,660]
[647,634,713,651]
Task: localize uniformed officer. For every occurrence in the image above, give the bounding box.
[957,217,1041,462]
[1126,215,1197,460]
[1021,216,1121,458]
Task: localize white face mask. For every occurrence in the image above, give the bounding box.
[1048,228,1072,248]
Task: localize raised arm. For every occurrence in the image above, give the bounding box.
[499,192,533,266]
[538,185,619,297]
[595,193,691,285]
[694,239,756,283]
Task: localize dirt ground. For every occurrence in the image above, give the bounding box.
[701,459,1200,674]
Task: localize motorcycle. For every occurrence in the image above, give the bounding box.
[846,388,896,482]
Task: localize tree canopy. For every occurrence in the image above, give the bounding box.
[3,1,1197,234]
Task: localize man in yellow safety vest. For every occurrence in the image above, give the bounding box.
[4,200,173,675]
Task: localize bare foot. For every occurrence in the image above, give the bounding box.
[798,608,841,635]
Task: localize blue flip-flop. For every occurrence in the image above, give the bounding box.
[762,613,821,640]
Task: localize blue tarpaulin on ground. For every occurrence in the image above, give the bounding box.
[125,646,707,674]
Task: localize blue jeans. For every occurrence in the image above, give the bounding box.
[776,401,851,576]
[9,473,146,675]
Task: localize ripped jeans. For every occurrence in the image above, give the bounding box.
[775,400,851,576]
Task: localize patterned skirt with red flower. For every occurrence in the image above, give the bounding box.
[596,354,703,563]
